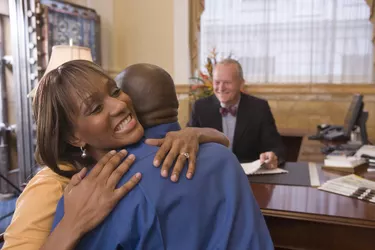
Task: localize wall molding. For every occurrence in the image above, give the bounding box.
[175,83,375,95]
[105,67,122,74]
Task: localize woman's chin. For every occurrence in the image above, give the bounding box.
[116,124,144,146]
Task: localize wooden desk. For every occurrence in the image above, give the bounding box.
[278,128,309,162]
[250,164,375,250]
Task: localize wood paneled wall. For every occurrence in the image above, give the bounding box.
[177,84,375,141]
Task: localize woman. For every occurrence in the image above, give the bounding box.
[3,60,229,250]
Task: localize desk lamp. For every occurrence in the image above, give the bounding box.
[27,42,93,98]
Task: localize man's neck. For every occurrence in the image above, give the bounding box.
[87,148,109,163]
[145,122,181,139]
[220,94,241,107]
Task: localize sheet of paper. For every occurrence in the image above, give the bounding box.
[241,160,262,175]
[252,168,288,175]
[241,160,288,175]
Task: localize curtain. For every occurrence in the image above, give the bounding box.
[189,0,205,76]
[365,0,375,81]
[366,0,375,32]
[201,0,373,84]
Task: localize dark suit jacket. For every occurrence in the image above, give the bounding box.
[188,93,285,163]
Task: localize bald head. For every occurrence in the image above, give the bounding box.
[115,63,179,128]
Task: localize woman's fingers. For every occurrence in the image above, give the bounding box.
[98,150,128,181]
[114,172,142,200]
[88,150,127,182]
[77,167,88,180]
[160,142,181,178]
[88,150,116,179]
[107,154,136,189]
[145,138,164,147]
[186,150,197,180]
[64,167,87,195]
[152,139,172,167]
[170,153,188,182]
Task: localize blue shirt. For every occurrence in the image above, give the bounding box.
[52,122,273,250]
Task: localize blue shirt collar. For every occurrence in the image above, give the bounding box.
[144,122,181,139]
[118,122,181,157]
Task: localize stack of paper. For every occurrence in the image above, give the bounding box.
[241,160,288,176]
[318,174,375,203]
[324,156,367,167]
[323,153,367,173]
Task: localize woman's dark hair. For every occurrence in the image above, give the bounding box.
[33,60,114,178]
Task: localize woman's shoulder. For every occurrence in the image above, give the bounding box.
[16,164,73,212]
[27,164,72,189]
[15,163,74,214]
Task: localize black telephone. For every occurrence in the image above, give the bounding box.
[308,124,348,141]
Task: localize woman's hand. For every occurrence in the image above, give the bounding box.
[42,150,141,250]
[145,127,229,182]
[63,150,141,236]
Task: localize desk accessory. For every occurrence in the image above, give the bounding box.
[248,162,319,187]
[323,157,368,173]
[318,174,375,203]
[323,147,369,173]
[241,160,288,175]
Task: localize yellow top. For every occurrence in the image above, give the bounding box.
[3,165,73,250]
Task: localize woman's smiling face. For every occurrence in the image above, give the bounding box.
[70,73,144,155]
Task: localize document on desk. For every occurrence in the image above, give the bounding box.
[318,174,375,203]
[241,160,288,175]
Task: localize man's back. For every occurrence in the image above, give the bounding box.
[53,127,273,249]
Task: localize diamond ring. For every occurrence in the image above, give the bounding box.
[180,152,190,159]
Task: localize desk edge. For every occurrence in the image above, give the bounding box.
[261,208,375,229]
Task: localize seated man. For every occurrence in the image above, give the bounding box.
[188,58,285,168]
[52,64,273,250]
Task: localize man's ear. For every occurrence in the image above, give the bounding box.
[240,78,245,87]
[239,78,245,91]
[67,132,85,148]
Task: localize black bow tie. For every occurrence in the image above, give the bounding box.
[220,106,237,117]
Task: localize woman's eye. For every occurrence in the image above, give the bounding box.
[90,105,103,114]
[111,88,121,97]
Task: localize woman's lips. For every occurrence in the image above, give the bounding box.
[114,114,137,133]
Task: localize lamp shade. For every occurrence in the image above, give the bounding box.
[28,45,93,98]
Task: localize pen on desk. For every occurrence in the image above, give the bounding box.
[322,182,361,195]
[320,185,358,197]
[324,182,362,193]
[321,184,375,202]
[357,187,375,201]
[324,178,375,194]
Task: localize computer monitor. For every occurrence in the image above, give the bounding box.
[342,94,364,138]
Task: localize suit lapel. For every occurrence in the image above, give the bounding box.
[209,96,223,132]
[233,94,250,150]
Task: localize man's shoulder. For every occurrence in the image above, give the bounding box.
[197,143,240,165]
[241,93,268,107]
[126,141,159,161]
[199,142,231,153]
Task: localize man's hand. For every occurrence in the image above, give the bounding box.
[260,151,278,169]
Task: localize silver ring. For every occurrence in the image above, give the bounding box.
[180,152,190,159]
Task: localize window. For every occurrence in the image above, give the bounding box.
[200,0,373,84]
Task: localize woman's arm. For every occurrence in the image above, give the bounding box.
[145,127,229,182]
[191,127,230,147]
[40,150,141,250]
